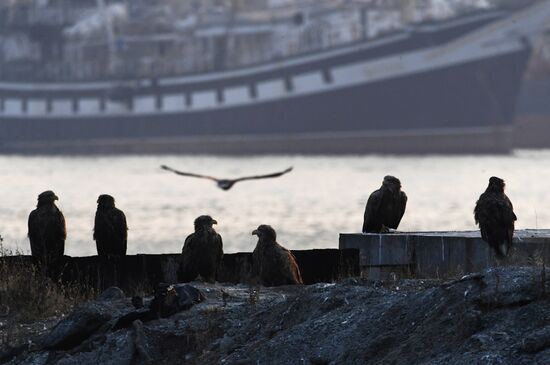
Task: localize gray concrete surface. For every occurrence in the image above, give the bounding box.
[339,230,550,280]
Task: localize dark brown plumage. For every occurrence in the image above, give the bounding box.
[362,176,408,233]
[181,215,223,283]
[93,194,128,256]
[474,176,517,257]
[161,165,293,191]
[251,225,303,287]
[28,191,66,264]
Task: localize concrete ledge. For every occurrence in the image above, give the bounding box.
[0,249,360,292]
[339,230,550,280]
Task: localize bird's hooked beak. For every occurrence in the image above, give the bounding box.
[252,229,259,236]
[211,219,218,225]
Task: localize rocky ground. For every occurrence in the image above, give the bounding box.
[2,267,550,365]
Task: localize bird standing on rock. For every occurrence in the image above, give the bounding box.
[93,194,128,256]
[181,215,223,283]
[252,225,303,286]
[362,176,407,233]
[474,177,517,257]
[160,165,293,191]
[28,190,66,264]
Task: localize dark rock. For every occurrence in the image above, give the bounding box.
[10,267,550,365]
[469,334,495,350]
[40,289,131,351]
[520,326,550,353]
[131,320,152,363]
[534,348,550,364]
[319,297,346,312]
[309,355,330,364]
[0,344,28,364]
[97,287,125,302]
[54,331,135,365]
[364,333,396,359]
[66,330,109,355]
[185,352,197,362]
[459,309,483,338]
[227,359,254,365]
[0,304,9,317]
[476,268,543,308]
[478,353,505,365]
[490,331,510,342]
[219,335,236,354]
[132,296,144,309]
[41,303,112,350]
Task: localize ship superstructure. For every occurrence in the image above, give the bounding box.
[0,0,549,154]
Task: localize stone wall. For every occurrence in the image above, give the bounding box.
[0,249,360,292]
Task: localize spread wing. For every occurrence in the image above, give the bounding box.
[161,165,219,182]
[232,167,293,183]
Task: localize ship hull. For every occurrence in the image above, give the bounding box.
[0,128,513,155]
[0,49,530,154]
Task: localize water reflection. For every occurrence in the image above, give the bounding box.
[0,151,548,256]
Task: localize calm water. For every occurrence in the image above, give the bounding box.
[1,151,549,256]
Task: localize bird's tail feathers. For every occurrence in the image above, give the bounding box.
[497,241,510,257]
[489,237,512,258]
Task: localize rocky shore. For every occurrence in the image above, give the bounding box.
[2,267,550,365]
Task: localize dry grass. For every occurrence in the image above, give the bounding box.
[0,242,96,349]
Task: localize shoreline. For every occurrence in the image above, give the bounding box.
[2,266,550,364]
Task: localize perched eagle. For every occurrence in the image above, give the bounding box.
[28,190,66,264]
[181,215,223,283]
[161,165,293,191]
[474,176,517,257]
[362,176,407,233]
[93,194,128,256]
[251,225,303,286]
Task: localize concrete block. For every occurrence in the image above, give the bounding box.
[340,230,550,280]
[339,234,412,266]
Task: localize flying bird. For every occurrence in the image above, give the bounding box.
[93,194,128,257]
[362,175,408,233]
[28,190,66,264]
[161,165,293,190]
[474,176,517,257]
[181,215,224,283]
[251,225,303,286]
